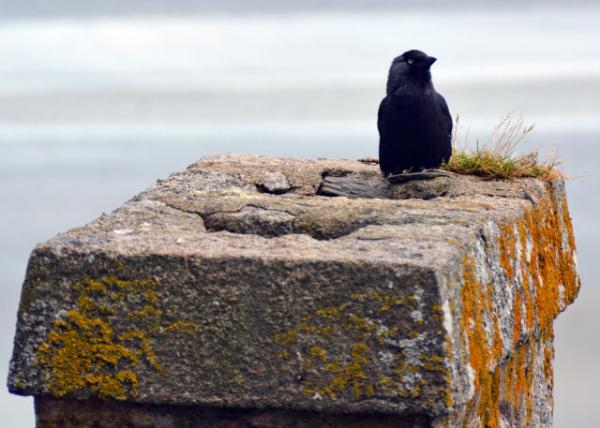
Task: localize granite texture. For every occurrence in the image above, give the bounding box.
[8,154,580,427]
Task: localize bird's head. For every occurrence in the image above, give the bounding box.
[387,49,437,93]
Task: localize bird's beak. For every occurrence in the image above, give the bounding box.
[426,56,437,67]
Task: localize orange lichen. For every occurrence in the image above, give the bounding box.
[459,246,558,427]
[461,255,502,428]
[562,196,576,253]
[524,287,535,333]
[37,274,195,400]
[543,341,555,391]
[513,346,526,412]
[504,354,515,405]
[492,317,503,365]
[525,346,535,426]
[497,186,579,339]
[516,221,536,335]
[497,223,517,279]
[482,184,579,425]
[513,290,523,344]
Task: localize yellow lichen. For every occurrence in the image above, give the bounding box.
[370,291,405,312]
[37,274,195,400]
[343,314,375,338]
[316,306,342,320]
[162,320,197,333]
[431,304,444,322]
[275,291,451,404]
[309,345,328,363]
[308,343,371,399]
[273,330,298,346]
[443,336,455,408]
[37,310,139,400]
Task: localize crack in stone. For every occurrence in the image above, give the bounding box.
[154,172,545,243]
[160,199,381,240]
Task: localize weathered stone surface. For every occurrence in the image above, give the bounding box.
[8,154,580,427]
[259,171,292,194]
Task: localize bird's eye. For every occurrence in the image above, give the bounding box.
[407,58,414,64]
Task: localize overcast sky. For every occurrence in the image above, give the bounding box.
[0,0,597,18]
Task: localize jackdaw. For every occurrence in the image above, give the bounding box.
[378,49,452,177]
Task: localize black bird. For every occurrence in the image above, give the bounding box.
[378,49,452,177]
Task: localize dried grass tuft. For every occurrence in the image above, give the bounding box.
[443,113,564,182]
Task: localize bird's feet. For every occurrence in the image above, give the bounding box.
[386,168,452,184]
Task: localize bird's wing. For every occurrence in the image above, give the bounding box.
[377,98,387,136]
[437,93,453,137]
[435,92,453,162]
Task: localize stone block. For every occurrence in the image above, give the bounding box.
[8,155,580,427]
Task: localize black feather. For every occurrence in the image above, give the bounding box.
[378,49,452,176]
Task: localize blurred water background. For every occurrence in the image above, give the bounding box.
[1,1,599,426]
